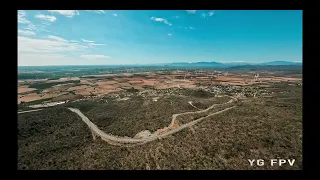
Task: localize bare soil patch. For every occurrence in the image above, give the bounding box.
[18,86,37,94]
[67,85,91,91]
[18,93,41,104]
[52,94,83,101]
[142,80,157,86]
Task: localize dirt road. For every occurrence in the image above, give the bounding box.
[68,108,149,143]
[18,109,43,114]
[68,97,237,146]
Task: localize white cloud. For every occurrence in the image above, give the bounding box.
[184,27,195,30]
[18,35,108,66]
[81,39,95,43]
[150,17,172,26]
[85,10,105,14]
[41,21,51,26]
[47,35,68,42]
[18,30,36,36]
[208,10,215,16]
[48,10,79,18]
[80,55,110,59]
[18,10,37,31]
[35,14,57,22]
[80,39,106,47]
[18,53,74,66]
[88,43,105,46]
[18,10,30,24]
[186,10,196,14]
[38,28,51,33]
[202,11,215,18]
[25,24,37,31]
[168,33,172,36]
[112,14,118,17]
[18,35,88,54]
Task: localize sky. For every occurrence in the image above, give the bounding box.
[18,10,302,66]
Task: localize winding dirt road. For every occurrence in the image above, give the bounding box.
[68,97,237,147]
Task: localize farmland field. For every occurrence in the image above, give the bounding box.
[18,65,302,170]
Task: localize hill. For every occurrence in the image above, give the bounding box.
[259,61,302,66]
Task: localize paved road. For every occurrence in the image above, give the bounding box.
[68,97,237,146]
[18,109,43,114]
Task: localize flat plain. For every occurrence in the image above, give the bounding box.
[18,66,302,170]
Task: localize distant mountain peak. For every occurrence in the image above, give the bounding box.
[260,61,302,65]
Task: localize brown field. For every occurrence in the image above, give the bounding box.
[52,94,83,101]
[41,92,69,99]
[18,86,37,94]
[43,84,74,93]
[180,84,197,89]
[18,92,69,104]
[67,85,91,92]
[80,80,94,85]
[92,88,123,96]
[99,80,118,85]
[114,82,132,88]
[18,68,302,170]
[142,79,157,86]
[259,77,301,82]
[17,70,302,106]
[215,76,245,82]
[18,93,42,103]
[128,80,144,84]
[65,82,123,96]
[75,87,96,96]
[121,73,134,77]
[98,84,118,90]
[47,77,80,83]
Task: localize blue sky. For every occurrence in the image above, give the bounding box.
[18,10,302,66]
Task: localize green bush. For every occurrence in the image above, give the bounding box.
[28,80,81,90]
[126,87,139,93]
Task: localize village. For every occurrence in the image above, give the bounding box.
[18,69,302,110]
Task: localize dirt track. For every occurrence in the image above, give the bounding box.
[68,97,237,147]
[18,109,43,114]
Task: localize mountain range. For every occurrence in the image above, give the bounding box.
[167,61,302,67]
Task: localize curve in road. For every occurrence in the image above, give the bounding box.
[68,97,237,147]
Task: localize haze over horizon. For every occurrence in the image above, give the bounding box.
[18,10,302,66]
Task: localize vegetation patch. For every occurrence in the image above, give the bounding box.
[183,89,215,98]
[47,77,60,80]
[20,98,53,106]
[28,80,81,90]
[126,87,139,93]
[133,74,148,78]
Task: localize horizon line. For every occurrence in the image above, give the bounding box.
[18,60,302,67]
